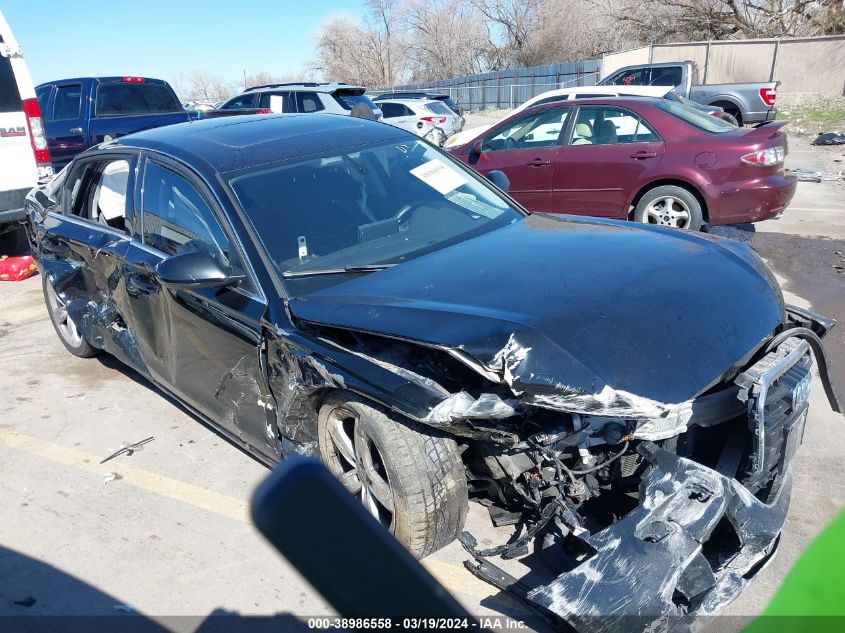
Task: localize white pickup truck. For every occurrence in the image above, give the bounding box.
[0,9,52,254]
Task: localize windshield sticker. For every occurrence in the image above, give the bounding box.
[410,159,468,195]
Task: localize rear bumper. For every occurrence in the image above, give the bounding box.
[706,172,797,225]
[743,108,777,124]
[0,187,30,228]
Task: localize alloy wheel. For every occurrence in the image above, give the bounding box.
[325,407,395,529]
[46,283,84,347]
[642,196,691,229]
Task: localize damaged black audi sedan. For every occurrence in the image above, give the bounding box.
[26,114,839,629]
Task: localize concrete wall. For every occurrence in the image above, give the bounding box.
[651,44,708,76]
[601,35,845,97]
[706,41,778,83]
[775,38,845,95]
[601,47,650,78]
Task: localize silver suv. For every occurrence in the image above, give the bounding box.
[217,82,382,119]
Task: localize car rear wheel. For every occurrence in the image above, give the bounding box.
[317,392,468,558]
[43,276,98,358]
[634,185,703,230]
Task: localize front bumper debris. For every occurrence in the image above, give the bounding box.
[463,331,828,632]
[524,443,791,633]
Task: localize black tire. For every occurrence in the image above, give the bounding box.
[725,108,742,127]
[633,185,703,231]
[721,112,740,127]
[0,225,29,256]
[317,392,468,558]
[42,274,99,358]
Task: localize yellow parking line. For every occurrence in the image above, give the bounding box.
[0,428,498,600]
[0,427,249,522]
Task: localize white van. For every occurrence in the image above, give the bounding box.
[0,9,52,254]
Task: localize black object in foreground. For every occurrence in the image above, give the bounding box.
[251,456,473,620]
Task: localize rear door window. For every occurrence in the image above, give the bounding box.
[53,83,82,120]
[222,93,257,109]
[0,55,22,112]
[295,92,323,113]
[650,66,683,87]
[95,82,181,116]
[379,103,405,118]
[66,157,132,232]
[258,91,295,113]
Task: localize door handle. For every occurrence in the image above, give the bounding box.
[69,127,83,135]
[526,158,551,167]
[630,150,658,159]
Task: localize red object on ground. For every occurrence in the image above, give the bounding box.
[0,255,38,281]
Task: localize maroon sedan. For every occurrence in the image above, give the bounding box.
[449,97,796,230]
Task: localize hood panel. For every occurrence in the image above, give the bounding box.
[288,214,783,406]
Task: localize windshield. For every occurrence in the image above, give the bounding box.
[227,140,523,293]
[655,99,735,133]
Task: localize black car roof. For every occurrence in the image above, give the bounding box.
[115,113,408,174]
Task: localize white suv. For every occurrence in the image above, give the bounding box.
[377,98,462,146]
[217,82,382,119]
[0,9,52,254]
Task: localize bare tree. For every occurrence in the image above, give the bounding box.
[600,0,845,41]
[402,0,492,81]
[470,0,541,66]
[170,70,237,103]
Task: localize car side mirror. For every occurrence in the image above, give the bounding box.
[486,170,510,193]
[156,250,244,289]
[470,139,483,157]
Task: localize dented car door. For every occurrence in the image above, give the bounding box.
[34,151,144,370]
[120,154,277,459]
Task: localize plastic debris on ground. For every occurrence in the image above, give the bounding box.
[0,255,37,281]
[812,132,845,146]
[100,437,154,464]
[788,168,845,183]
[103,472,122,485]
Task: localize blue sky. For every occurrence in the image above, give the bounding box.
[3,0,364,85]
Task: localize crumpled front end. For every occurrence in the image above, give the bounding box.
[452,313,838,631]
